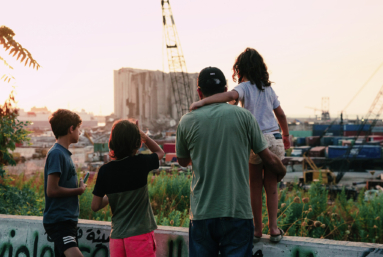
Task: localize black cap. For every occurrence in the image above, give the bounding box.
[198,67,226,89]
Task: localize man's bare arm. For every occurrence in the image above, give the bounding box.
[46,173,86,198]
[177,157,191,167]
[257,148,286,182]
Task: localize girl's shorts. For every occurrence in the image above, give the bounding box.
[249,133,285,165]
[110,231,156,257]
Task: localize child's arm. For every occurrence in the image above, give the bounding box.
[91,195,109,212]
[273,106,290,149]
[138,125,165,160]
[189,91,239,110]
[46,173,87,198]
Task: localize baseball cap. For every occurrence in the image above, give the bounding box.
[198,67,227,89]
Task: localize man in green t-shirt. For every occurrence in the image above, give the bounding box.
[176,67,286,257]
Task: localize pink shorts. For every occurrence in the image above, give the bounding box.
[109,231,156,257]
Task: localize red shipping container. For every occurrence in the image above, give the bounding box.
[343,131,368,136]
[372,132,383,136]
[306,136,320,146]
[163,143,176,153]
[308,146,326,157]
[369,135,383,141]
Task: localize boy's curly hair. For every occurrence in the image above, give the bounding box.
[49,109,82,139]
[232,47,272,91]
[109,120,141,160]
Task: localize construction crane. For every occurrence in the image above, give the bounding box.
[161,0,194,120]
[305,97,330,121]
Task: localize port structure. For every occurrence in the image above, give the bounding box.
[335,84,383,183]
[161,0,193,119]
[305,97,331,121]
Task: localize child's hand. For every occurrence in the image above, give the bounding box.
[189,101,204,111]
[79,178,87,195]
[282,135,290,150]
[136,120,148,143]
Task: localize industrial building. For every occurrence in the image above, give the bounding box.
[113,67,199,129]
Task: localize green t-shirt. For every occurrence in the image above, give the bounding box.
[176,103,268,220]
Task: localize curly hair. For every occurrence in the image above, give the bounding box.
[49,109,82,139]
[109,120,141,160]
[232,47,272,91]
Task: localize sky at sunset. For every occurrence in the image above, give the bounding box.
[1,0,383,118]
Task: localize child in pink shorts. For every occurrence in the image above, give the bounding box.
[91,120,164,257]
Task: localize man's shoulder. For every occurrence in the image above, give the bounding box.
[179,111,197,126]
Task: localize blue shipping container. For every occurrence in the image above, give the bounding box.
[327,145,382,159]
[320,136,334,146]
[333,137,347,146]
[327,146,349,158]
[296,137,307,146]
[344,124,371,131]
[313,124,341,132]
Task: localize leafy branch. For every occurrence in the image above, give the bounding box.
[0,25,41,83]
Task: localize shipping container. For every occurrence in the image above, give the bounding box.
[295,146,311,153]
[343,124,371,131]
[320,136,334,146]
[333,137,347,146]
[306,136,320,146]
[372,132,383,136]
[295,137,307,146]
[327,145,382,159]
[369,135,383,142]
[344,131,369,136]
[327,146,349,158]
[372,127,383,132]
[309,146,326,157]
[163,143,176,153]
[312,130,342,136]
[351,145,382,159]
[290,130,312,138]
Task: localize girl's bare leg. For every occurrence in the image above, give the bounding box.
[249,163,264,237]
[263,165,280,236]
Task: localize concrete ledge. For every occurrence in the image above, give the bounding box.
[1,215,382,257]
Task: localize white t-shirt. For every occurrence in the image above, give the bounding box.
[234,81,280,133]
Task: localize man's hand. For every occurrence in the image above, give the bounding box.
[78,178,87,195]
[282,135,290,150]
[189,101,204,111]
[257,148,286,180]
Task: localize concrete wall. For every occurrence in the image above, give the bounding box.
[1,215,382,257]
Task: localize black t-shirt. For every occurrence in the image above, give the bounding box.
[93,153,159,197]
[92,153,159,238]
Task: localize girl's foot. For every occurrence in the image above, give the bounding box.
[270,228,284,243]
[254,230,262,243]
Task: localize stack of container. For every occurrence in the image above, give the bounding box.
[312,124,342,136]
[326,145,382,159]
[343,124,371,136]
[295,137,307,146]
[306,136,321,146]
[309,146,326,157]
[372,127,383,136]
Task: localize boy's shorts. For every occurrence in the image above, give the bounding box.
[250,133,285,165]
[43,220,78,257]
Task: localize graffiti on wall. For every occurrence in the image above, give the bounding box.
[0,227,109,257]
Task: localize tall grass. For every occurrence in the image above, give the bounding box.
[1,170,382,243]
